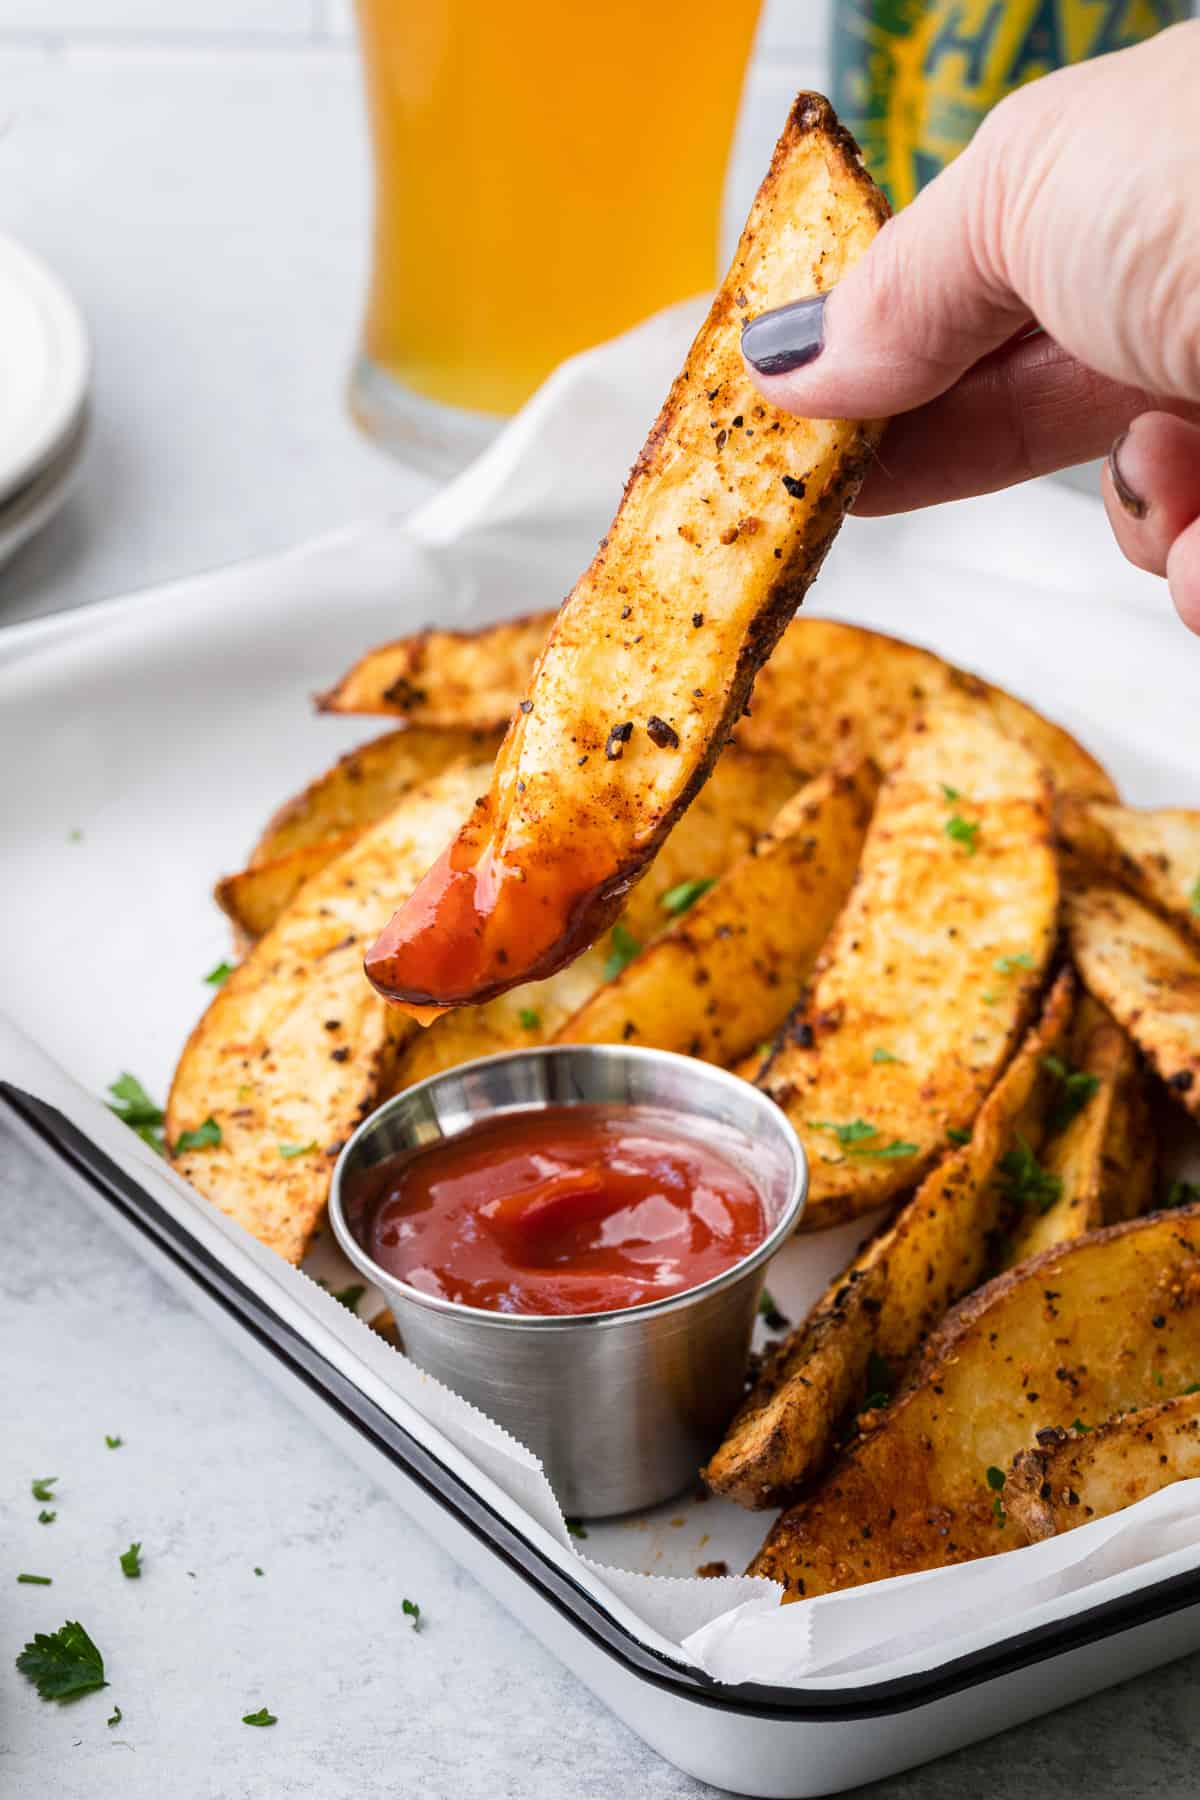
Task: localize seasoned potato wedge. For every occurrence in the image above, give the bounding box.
[215,726,503,943]
[363,96,889,1013]
[391,745,802,1088]
[705,971,1074,1509]
[1058,795,1200,944]
[1005,996,1147,1263]
[554,762,879,1068]
[741,620,1117,804]
[749,1205,1200,1597]
[167,763,489,1264]
[761,699,1059,1231]
[317,618,553,728]
[1007,1394,1200,1541]
[1067,882,1200,1119]
[1097,1026,1156,1224]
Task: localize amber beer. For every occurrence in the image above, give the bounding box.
[833,0,1189,211]
[352,0,761,467]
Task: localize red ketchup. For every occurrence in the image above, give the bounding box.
[345,1104,766,1316]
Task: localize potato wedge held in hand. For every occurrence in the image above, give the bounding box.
[363,96,889,1013]
[167,763,490,1264]
[762,699,1059,1231]
[1058,796,1200,943]
[705,970,1075,1509]
[555,762,878,1068]
[1007,1393,1200,1541]
[318,618,554,728]
[392,744,802,1087]
[750,1205,1200,1598]
[1067,883,1200,1119]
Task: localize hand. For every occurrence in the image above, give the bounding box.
[741,23,1200,634]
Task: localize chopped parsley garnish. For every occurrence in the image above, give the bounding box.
[986,1465,1007,1526]
[106,1073,166,1156]
[994,952,1034,975]
[1163,1178,1200,1211]
[808,1118,917,1159]
[947,1127,971,1146]
[254,1567,264,1577]
[660,878,715,917]
[31,1477,57,1504]
[517,1007,541,1030]
[38,1511,56,1525]
[277,1140,317,1159]
[565,1518,588,1540]
[872,1048,901,1065]
[402,1597,422,1631]
[1070,1418,1093,1434]
[16,1620,107,1702]
[67,828,84,844]
[331,1284,365,1314]
[107,1704,122,1728]
[242,1707,277,1727]
[17,1573,52,1585]
[944,815,980,855]
[981,991,997,1005]
[997,1138,1062,1215]
[603,924,641,981]
[1190,877,1200,917]
[862,1349,893,1411]
[757,1289,789,1332]
[105,1436,122,1450]
[174,1117,221,1154]
[940,783,960,802]
[204,960,234,986]
[1041,1055,1101,1133]
[119,1543,142,1580]
[1181,1383,1200,1397]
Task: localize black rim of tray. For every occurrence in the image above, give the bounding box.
[6,1079,1200,1725]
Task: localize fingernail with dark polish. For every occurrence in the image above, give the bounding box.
[1108,430,1148,519]
[742,294,827,377]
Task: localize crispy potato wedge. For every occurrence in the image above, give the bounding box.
[166,762,489,1264]
[1058,796,1200,944]
[362,96,889,1013]
[741,620,1118,804]
[392,745,801,1087]
[1007,1394,1200,1540]
[317,618,553,728]
[704,970,1075,1509]
[1098,1027,1156,1224]
[215,727,503,944]
[1067,882,1200,1119]
[749,1205,1200,1597]
[554,762,879,1068]
[761,699,1059,1231]
[1005,996,1144,1263]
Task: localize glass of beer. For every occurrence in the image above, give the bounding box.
[349,0,762,475]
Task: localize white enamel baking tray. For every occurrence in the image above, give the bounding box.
[3,452,1200,1794]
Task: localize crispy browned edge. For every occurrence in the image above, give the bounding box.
[315,616,553,722]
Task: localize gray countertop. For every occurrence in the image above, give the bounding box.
[4,21,1200,1800]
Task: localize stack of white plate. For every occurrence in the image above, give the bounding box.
[0,236,90,571]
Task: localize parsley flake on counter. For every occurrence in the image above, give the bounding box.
[16,1620,107,1702]
[944,815,979,855]
[603,924,641,981]
[757,1289,789,1332]
[106,1073,166,1156]
[997,1138,1062,1215]
[17,1573,52,1585]
[67,828,84,844]
[38,1510,56,1525]
[254,1567,264,1577]
[105,1436,123,1450]
[947,1127,971,1146]
[242,1707,277,1727]
[119,1543,142,1580]
[31,1477,57,1504]
[565,1519,588,1540]
[204,960,234,986]
[993,952,1034,975]
[517,1007,541,1030]
[660,877,715,917]
[107,1704,122,1728]
[277,1140,317,1160]
[174,1117,221,1154]
[1041,1055,1100,1133]
[402,1598,422,1631]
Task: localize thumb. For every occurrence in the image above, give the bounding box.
[742,123,1028,421]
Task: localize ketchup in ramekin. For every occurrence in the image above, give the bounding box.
[344,1103,766,1317]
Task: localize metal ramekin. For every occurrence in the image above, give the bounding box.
[328,1045,806,1517]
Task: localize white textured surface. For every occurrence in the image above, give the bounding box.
[5,18,1200,1800]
